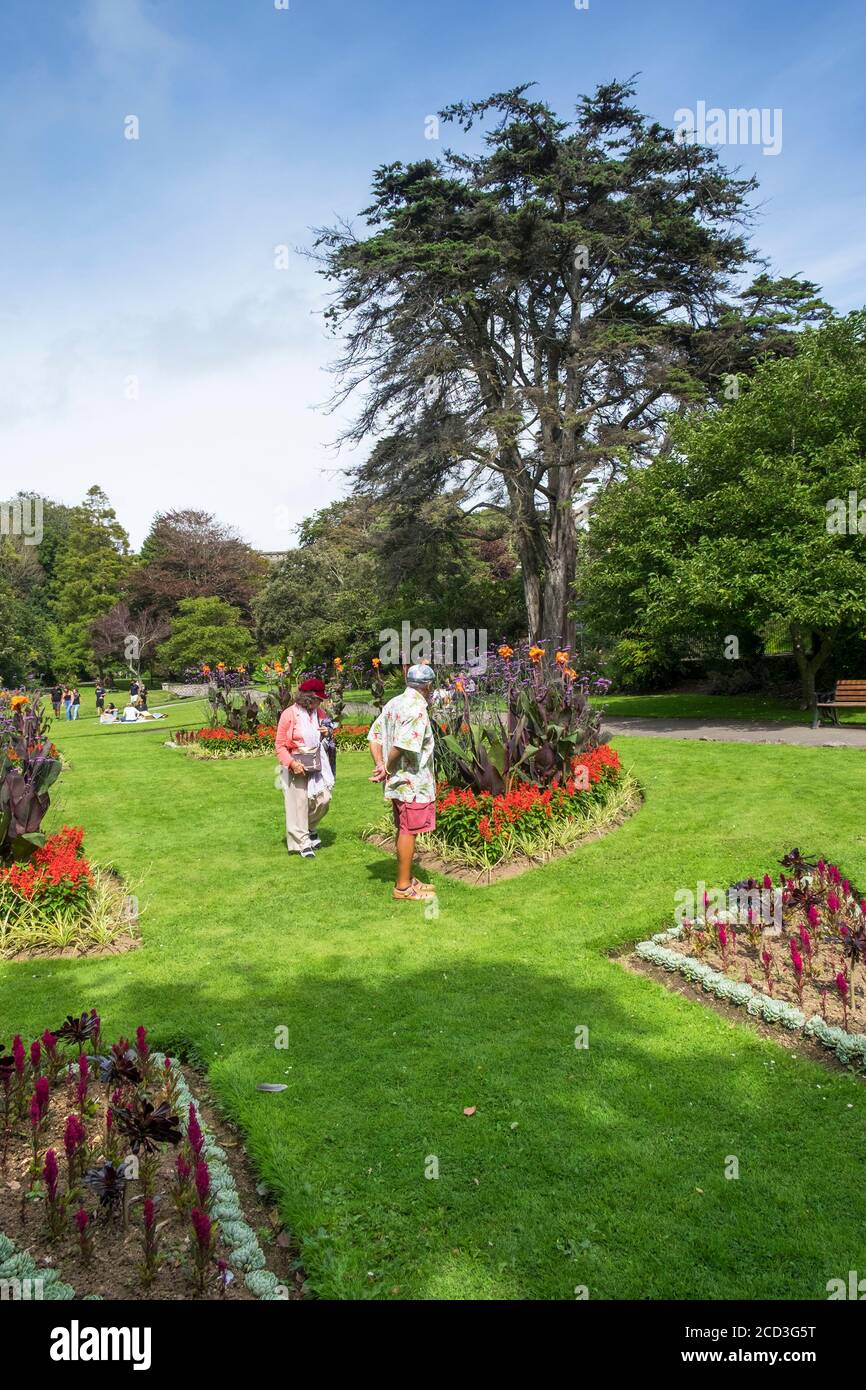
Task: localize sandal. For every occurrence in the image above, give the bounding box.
[392,883,433,901]
[411,878,437,898]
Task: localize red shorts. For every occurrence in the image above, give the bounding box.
[391,799,436,834]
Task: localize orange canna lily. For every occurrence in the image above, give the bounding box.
[555,649,569,665]
[497,644,514,660]
[528,645,544,663]
[372,657,381,668]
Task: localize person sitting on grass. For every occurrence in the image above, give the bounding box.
[120,701,140,722]
[100,703,118,723]
[368,663,437,902]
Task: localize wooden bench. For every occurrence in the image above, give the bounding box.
[813,680,866,728]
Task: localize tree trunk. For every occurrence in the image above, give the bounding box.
[790,625,835,709]
[504,471,547,642]
[541,503,576,649]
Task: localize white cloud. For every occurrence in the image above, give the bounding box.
[82,0,184,74]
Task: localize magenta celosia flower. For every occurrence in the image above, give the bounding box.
[836,972,849,1000]
[135,1026,149,1060]
[77,1052,88,1081]
[176,1153,191,1181]
[761,949,771,968]
[64,1112,85,1160]
[191,1206,212,1248]
[718,925,728,950]
[830,865,841,885]
[143,1197,155,1230]
[187,1104,204,1156]
[164,1056,172,1071]
[41,1030,57,1058]
[789,940,803,976]
[30,1039,41,1071]
[828,892,841,914]
[195,1159,210,1206]
[74,1207,88,1235]
[763,873,773,890]
[12,1035,25,1077]
[843,879,852,898]
[818,859,826,877]
[43,1148,59,1201]
[799,926,812,956]
[29,1096,41,1130]
[808,904,820,928]
[35,1075,50,1115]
[105,1106,113,1131]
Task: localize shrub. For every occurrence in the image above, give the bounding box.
[435,642,611,793]
[0,690,62,863]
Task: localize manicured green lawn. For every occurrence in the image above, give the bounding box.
[3,692,866,1299]
[595,691,866,724]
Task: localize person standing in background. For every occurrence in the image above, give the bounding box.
[71,688,81,720]
[63,687,73,720]
[95,682,106,715]
[50,683,62,718]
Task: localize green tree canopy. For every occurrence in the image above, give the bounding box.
[254,496,524,667]
[579,312,866,703]
[48,486,131,678]
[157,597,257,673]
[317,78,827,646]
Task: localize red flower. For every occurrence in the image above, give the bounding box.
[191,1206,212,1249]
[187,1103,204,1156]
[35,1075,50,1115]
[195,1159,210,1207]
[43,1148,59,1202]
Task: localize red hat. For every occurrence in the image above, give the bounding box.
[298,677,326,698]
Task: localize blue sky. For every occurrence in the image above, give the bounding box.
[1,0,864,548]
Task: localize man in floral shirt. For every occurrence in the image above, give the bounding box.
[369,664,437,901]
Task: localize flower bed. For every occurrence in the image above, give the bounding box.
[173,725,278,758]
[434,745,625,863]
[364,747,640,878]
[633,852,866,1068]
[173,724,371,759]
[0,1013,288,1300]
[0,827,138,960]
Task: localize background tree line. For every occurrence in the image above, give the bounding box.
[0,487,525,685]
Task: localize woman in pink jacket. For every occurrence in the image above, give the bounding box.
[275,678,334,858]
